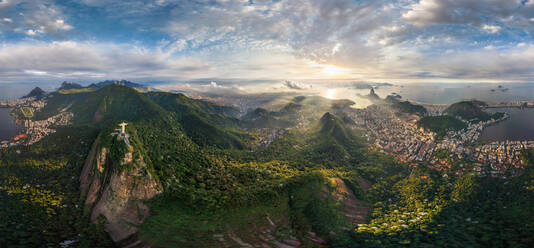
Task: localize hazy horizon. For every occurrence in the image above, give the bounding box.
[4,80,534,108]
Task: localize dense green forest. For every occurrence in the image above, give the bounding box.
[334,168,534,247]
[417,116,467,139]
[386,96,428,117]
[444,101,504,122]
[0,127,114,247]
[1,84,533,247]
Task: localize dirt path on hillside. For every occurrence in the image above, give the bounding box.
[355,177,371,192]
[333,178,372,226]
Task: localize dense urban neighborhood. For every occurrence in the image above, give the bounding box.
[0,97,72,148]
[346,100,529,178]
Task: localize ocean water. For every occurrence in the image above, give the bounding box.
[307,82,534,108]
[372,83,534,105]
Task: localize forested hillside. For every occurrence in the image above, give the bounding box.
[1,84,534,248]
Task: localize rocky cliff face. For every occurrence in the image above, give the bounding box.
[80,136,162,244]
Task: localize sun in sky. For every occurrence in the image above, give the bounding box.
[326,89,336,99]
[0,0,533,83]
[322,65,345,76]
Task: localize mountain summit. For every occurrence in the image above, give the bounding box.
[58,81,84,90]
[23,87,46,99]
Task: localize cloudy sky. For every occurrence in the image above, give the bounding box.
[1,0,534,84]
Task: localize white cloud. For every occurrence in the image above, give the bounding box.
[0,40,329,83]
[282,80,312,90]
[482,24,501,33]
[411,44,534,81]
[24,70,48,75]
[156,0,395,69]
[403,0,523,27]
[207,81,244,91]
[0,41,170,82]
[331,43,342,55]
[26,29,39,36]
[0,0,73,37]
[1,0,534,84]
[53,19,73,31]
[163,81,247,95]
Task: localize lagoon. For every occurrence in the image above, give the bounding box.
[479,108,534,142]
[0,108,20,141]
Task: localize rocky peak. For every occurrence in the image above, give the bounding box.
[23,87,46,99]
[368,88,379,99]
[80,135,161,245]
[58,81,83,90]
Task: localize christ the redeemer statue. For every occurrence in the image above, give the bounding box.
[119,122,128,135]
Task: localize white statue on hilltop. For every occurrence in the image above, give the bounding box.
[119,122,128,135]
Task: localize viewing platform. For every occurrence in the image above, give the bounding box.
[110,122,131,147]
